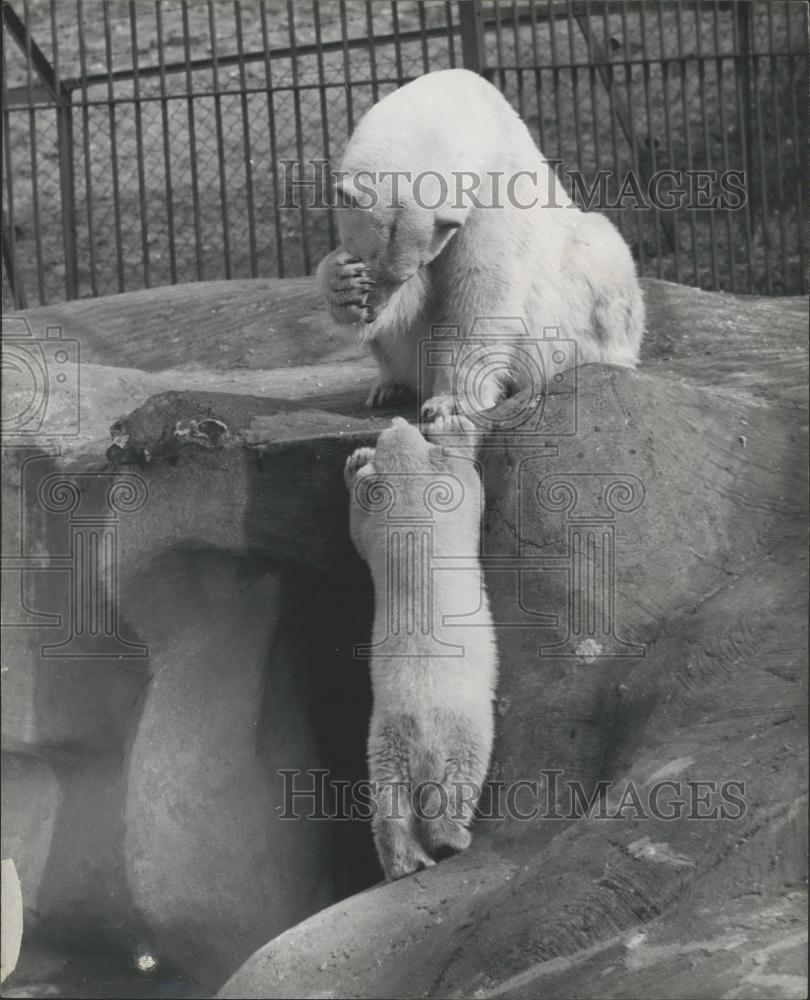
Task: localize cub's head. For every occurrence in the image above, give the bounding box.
[344,419,482,570]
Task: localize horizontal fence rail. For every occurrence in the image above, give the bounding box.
[2,0,807,311]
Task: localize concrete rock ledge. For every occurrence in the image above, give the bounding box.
[1,278,807,999]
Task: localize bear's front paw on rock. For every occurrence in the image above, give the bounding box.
[366,381,413,409]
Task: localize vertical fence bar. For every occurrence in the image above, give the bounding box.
[547,0,564,164]
[785,1,807,289]
[50,0,78,300]
[259,0,285,277]
[766,2,787,287]
[365,2,380,103]
[731,1,755,291]
[656,2,681,282]
[76,0,98,295]
[527,0,545,150]
[493,2,507,91]
[564,1,584,175]
[599,0,624,237]
[418,2,430,74]
[234,1,258,277]
[339,2,355,133]
[154,1,177,285]
[287,0,311,273]
[444,1,457,68]
[102,1,125,292]
[1,35,25,309]
[181,0,204,280]
[22,0,45,303]
[459,0,485,74]
[312,0,336,249]
[2,224,25,309]
[712,0,735,291]
[511,1,526,120]
[390,2,404,84]
[694,0,719,289]
[207,1,232,279]
[736,1,756,217]
[674,0,698,284]
[639,1,662,275]
[619,0,644,273]
[128,0,150,287]
[750,6,772,293]
[581,0,601,177]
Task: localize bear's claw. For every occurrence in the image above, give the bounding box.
[366,382,413,409]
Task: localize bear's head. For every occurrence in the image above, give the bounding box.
[336,175,468,294]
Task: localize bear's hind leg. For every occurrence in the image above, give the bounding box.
[417,775,478,860]
[419,813,472,860]
[372,783,435,881]
[366,338,416,410]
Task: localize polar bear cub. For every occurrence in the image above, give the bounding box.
[318,68,644,423]
[344,418,497,880]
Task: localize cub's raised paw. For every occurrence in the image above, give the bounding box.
[344,447,376,488]
[420,396,477,437]
[366,381,413,409]
[425,413,477,436]
[421,394,457,424]
[328,251,376,324]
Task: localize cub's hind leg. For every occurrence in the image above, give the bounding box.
[415,725,492,862]
[369,715,435,881]
[372,783,435,881]
[418,784,473,860]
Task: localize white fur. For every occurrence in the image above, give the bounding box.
[317,68,645,418]
[345,419,497,880]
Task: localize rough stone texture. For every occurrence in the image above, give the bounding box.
[1,278,807,998]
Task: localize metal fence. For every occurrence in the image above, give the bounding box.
[2,1,807,311]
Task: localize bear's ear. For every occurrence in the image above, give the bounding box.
[428,204,469,259]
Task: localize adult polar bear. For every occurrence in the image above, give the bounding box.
[317,68,645,425]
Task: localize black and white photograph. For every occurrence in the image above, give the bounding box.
[1,2,807,997]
